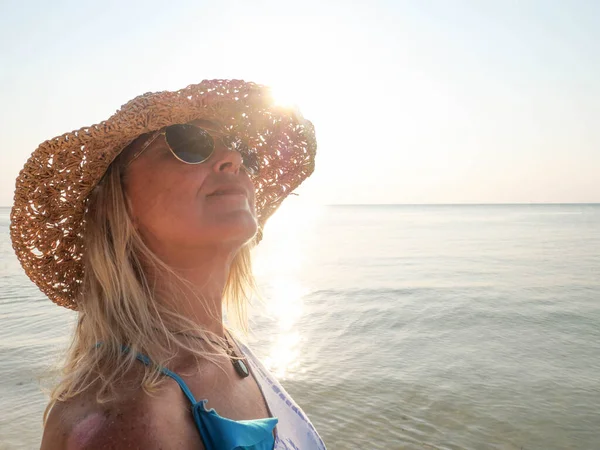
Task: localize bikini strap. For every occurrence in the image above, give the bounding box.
[94,342,198,406]
[133,351,198,405]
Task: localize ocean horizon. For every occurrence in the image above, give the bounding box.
[1,203,599,449]
[2,202,599,208]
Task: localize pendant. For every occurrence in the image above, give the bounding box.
[224,331,250,378]
[232,358,250,378]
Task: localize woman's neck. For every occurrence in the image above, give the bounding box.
[146,244,238,338]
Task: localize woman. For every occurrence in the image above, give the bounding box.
[10,79,325,449]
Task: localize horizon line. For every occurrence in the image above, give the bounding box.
[1,202,600,209]
[327,202,600,206]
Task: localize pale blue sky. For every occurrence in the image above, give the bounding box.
[1,0,598,206]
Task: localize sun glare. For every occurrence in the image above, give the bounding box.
[261,277,306,379]
[270,84,301,109]
[253,198,323,277]
[252,199,323,379]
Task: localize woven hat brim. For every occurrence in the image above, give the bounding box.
[10,79,316,310]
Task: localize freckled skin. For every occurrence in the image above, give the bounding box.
[42,378,194,449]
[42,356,274,449]
[66,413,105,449]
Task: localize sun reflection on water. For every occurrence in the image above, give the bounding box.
[252,199,323,379]
[261,278,308,378]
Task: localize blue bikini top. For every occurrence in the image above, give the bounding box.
[135,351,278,450]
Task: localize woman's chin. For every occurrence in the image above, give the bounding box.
[200,213,258,246]
[225,221,259,246]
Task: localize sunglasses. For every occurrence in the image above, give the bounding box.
[127,123,260,175]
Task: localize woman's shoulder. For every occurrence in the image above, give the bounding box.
[40,388,156,449]
[40,380,202,450]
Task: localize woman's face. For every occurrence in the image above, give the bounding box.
[123,120,258,253]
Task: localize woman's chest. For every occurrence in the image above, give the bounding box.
[149,372,275,449]
[182,365,272,422]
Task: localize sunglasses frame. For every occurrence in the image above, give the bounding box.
[126,123,256,173]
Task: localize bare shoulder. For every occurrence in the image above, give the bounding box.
[40,381,202,450]
[40,388,161,450]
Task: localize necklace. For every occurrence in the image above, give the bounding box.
[176,331,250,379]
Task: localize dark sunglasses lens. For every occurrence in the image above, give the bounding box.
[241,152,260,176]
[221,135,260,175]
[165,124,214,163]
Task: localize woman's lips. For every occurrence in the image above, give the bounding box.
[207,184,247,197]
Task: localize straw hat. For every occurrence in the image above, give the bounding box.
[10,79,316,310]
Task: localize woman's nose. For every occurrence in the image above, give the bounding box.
[211,147,243,174]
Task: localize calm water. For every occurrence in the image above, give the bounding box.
[1,204,599,449]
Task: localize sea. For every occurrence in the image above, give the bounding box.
[1,204,599,450]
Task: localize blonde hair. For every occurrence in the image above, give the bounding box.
[43,149,259,422]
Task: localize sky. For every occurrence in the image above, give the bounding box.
[0,0,598,206]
